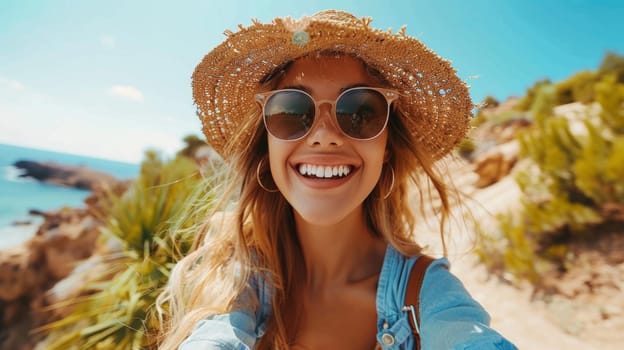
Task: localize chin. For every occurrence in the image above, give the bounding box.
[285,190,368,228]
[292,201,361,228]
[297,211,347,227]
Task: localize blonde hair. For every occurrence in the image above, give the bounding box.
[157,55,452,349]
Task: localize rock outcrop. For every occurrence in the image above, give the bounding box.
[473,140,520,188]
[13,160,119,191]
[0,182,128,350]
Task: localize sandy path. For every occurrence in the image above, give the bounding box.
[415,164,619,349]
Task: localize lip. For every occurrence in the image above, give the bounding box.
[291,154,360,167]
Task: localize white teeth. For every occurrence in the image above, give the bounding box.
[324,167,332,177]
[315,167,324,178]
[298,164,352,178]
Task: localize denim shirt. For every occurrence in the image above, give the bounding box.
[180,245,518,350]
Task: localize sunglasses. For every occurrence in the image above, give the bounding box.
[255,87,399,141]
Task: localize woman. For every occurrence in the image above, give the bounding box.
[159,10,517,350]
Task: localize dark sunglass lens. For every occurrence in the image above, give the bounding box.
[336,89,388,139]
[264,91,315,140]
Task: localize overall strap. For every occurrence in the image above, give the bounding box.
[403,255,435,350]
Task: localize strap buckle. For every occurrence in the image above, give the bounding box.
[402,305,419,334]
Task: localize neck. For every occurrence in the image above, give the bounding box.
[294,207,386,290]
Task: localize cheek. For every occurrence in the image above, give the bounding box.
[267,137,294,183]
[267,138,280,172]
[369,133,389,164]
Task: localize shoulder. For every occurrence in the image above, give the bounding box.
[417,257,518,349]
[420,257,488,319]
[379,247,517,349]
[385,253,491,325]
[180,275,271,350]
[180,311,257,350]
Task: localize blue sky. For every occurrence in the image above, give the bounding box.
[1,0,623,163]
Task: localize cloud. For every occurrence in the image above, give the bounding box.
[108,85,144,102]
[0,77,25,91]
[99,35,116,49]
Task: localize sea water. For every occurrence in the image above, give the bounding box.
[0,143,139,249]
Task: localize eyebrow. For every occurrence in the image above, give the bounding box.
[279,83,374,95]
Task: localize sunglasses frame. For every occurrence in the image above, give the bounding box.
[255,86,399,141]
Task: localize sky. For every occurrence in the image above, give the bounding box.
[1,0,623,163]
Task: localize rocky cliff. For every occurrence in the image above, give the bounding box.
[0,179,129,349]
[13,160,119,190]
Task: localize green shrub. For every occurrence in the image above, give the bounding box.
[490,110,523,125]
[554,70,598,105]
[457,138,476,159]
[176,134,207,159]
[41,152,217,349]
[514,79,552,112]
[598,51,624,83]
[482,95,500,108]
[514,52,623,110]
[476,74,624,286]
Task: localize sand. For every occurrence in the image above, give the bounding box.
[425,163,624,350]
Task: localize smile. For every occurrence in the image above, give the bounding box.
[297,164,353,179]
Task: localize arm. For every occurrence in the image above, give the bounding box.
[179,310,258,350]
[179,274,271,350]
[419,258,518,350]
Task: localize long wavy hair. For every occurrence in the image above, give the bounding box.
[157,54,452,349]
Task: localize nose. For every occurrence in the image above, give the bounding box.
[306,103,344,147]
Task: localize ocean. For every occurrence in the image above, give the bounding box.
[0,143,140,250]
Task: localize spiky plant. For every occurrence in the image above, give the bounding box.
[40,151,220,349]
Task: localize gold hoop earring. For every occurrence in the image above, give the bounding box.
[256,159,279,193]
[383,165,395,200]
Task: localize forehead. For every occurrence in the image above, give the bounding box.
[275,55,381,93]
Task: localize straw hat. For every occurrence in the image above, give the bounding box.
[193,10,473,160]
